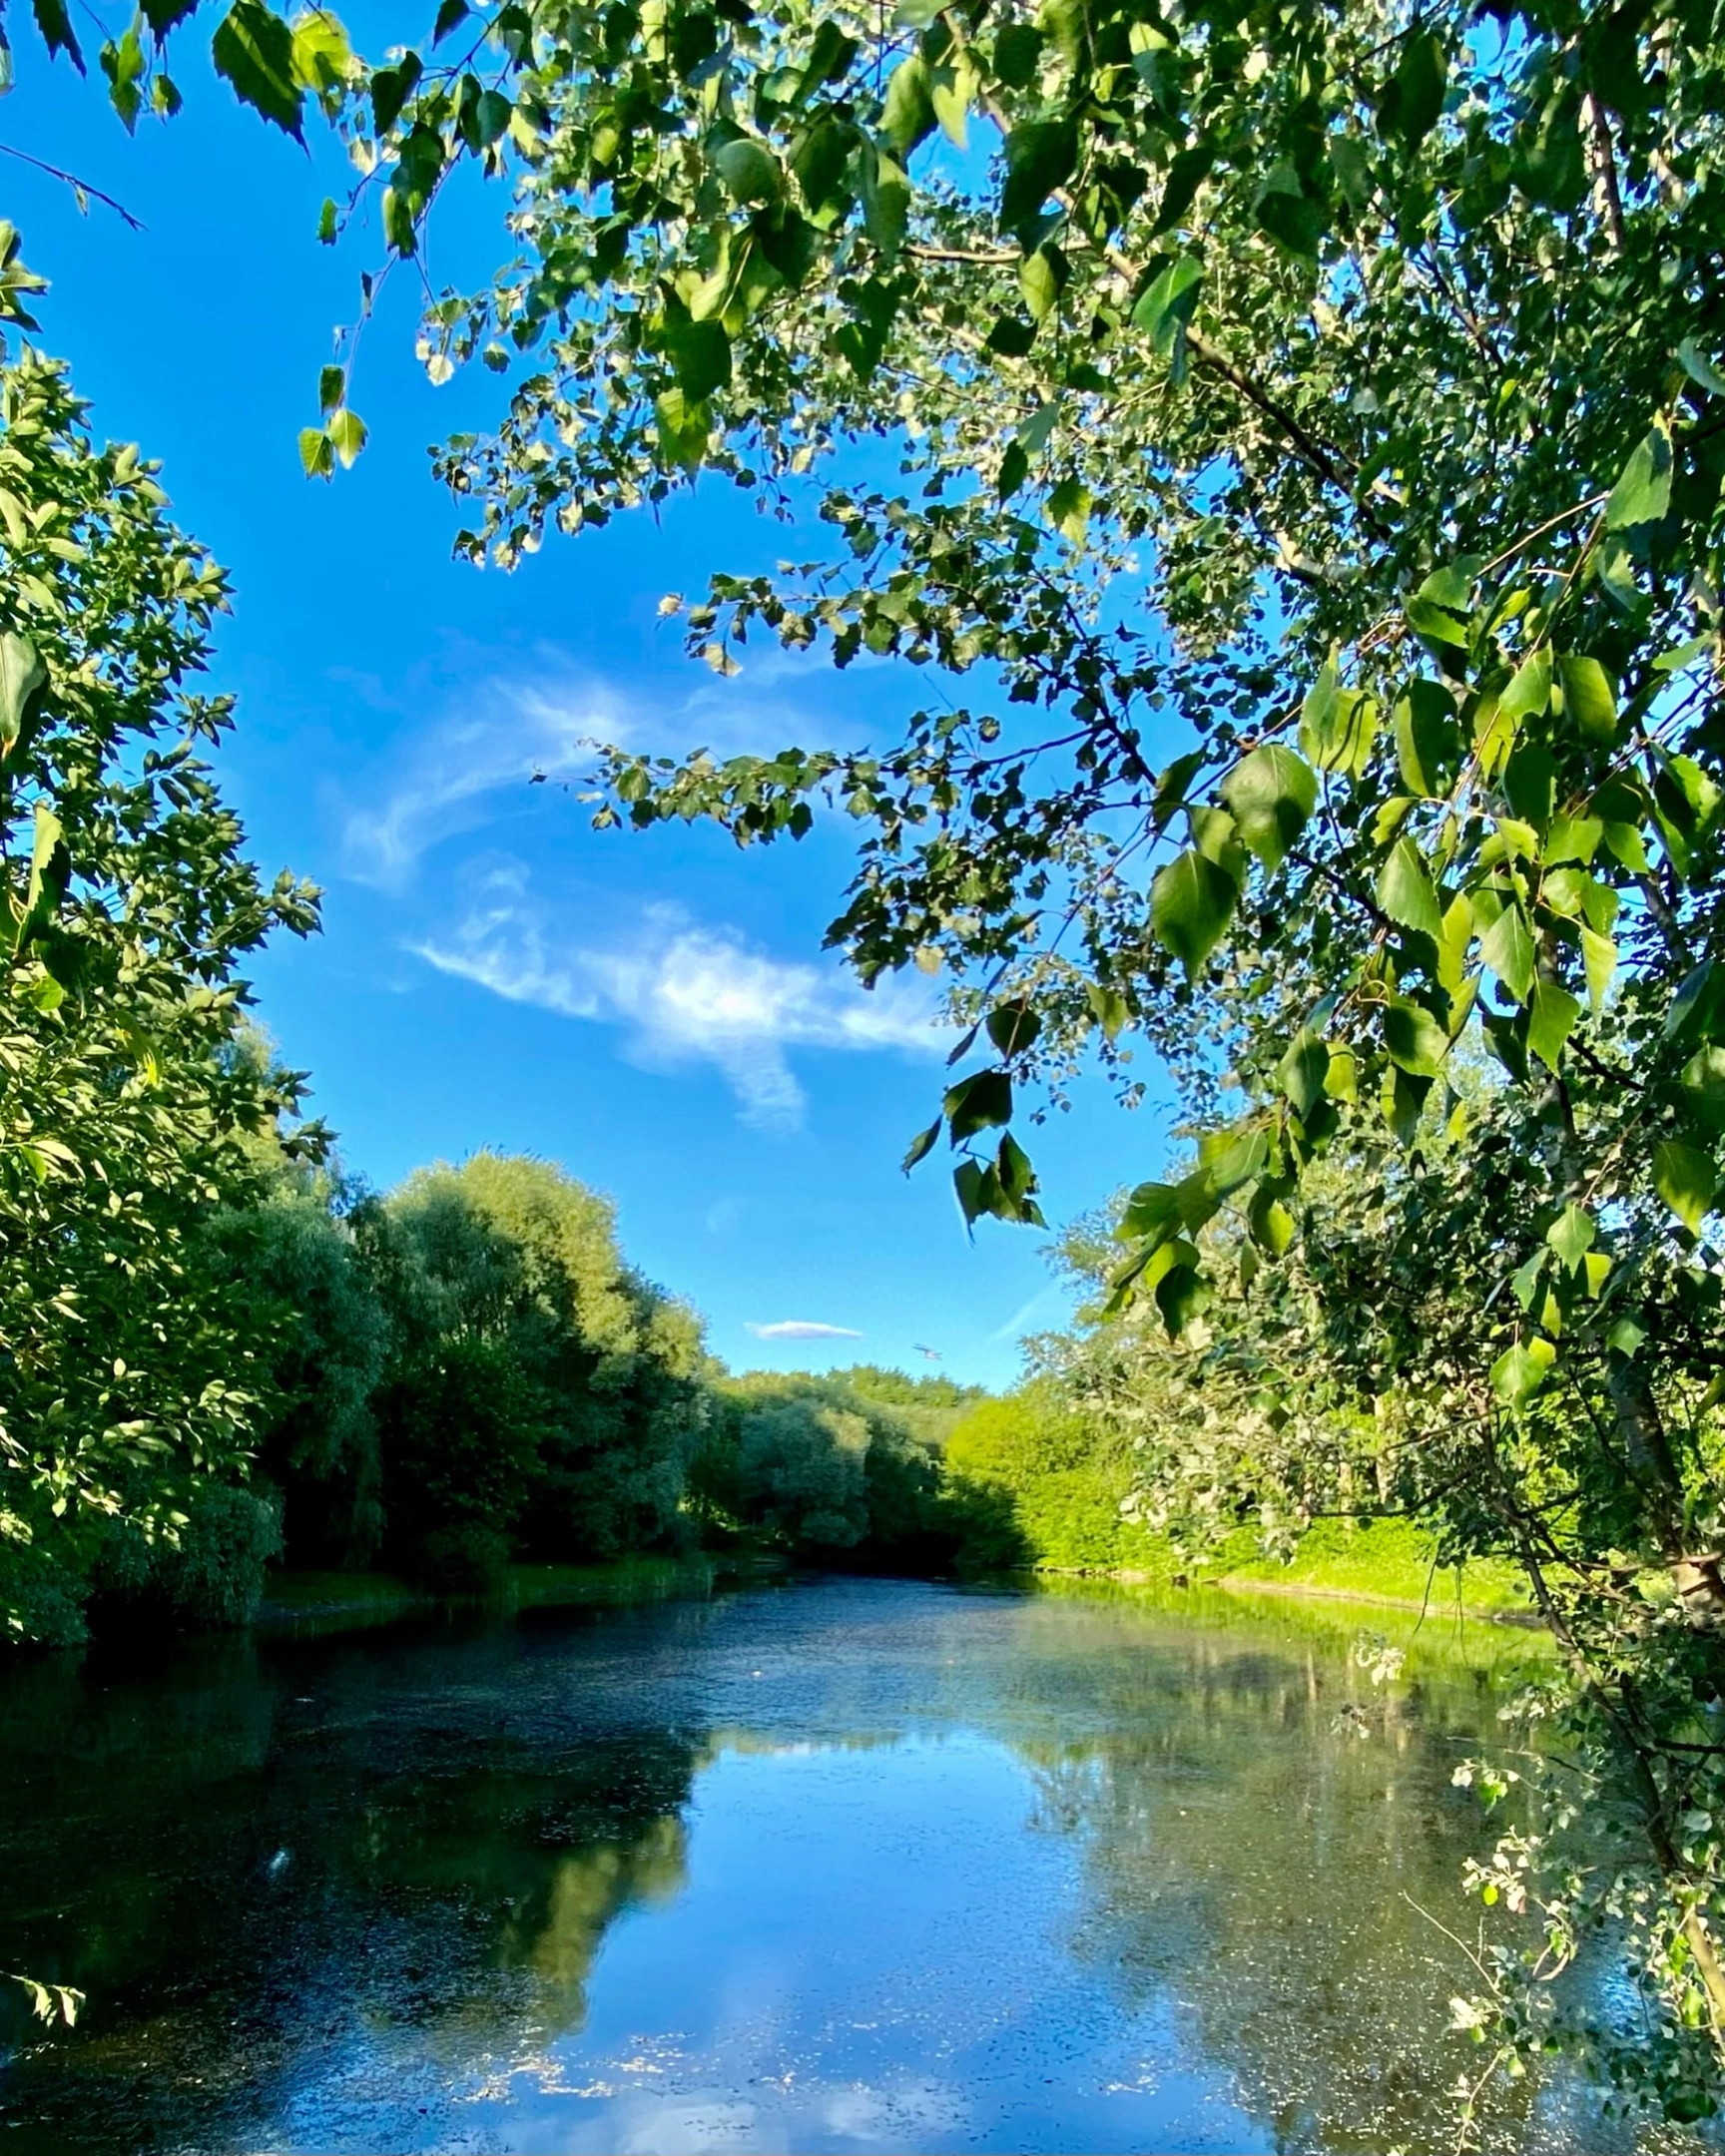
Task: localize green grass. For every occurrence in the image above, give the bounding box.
[1211,1516,1533,1619]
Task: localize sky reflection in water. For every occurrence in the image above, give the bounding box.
[0,1577,1694,2154]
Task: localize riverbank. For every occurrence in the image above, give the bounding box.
[1033,1517,1535,1624]
[255,1551,792,1636]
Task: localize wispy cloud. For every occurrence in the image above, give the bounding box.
[335,659,856,892]
[413,890,944,1129]
[746,1320,864,1342]
[338,678,623,890]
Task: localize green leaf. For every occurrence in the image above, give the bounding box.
[1491,1337,1555,1408]
[325,406,367,467]
[654,387,711,471]
[31,0,84,68]
[1653,1139,1717,1234]
[1557,654,1617,746]
[1580,926,1617,1011]
[1199,1124,1269,1197]
[1152,141,1215,236]
[1677,339,1725,397]
[999,119,1077,234]
[1299,666,1379,776]
[993,21,1041,85]
[1383,998,1448,1077]
[1150,846,1240,977]
[1377,835,1442,938]
[1119,1180,1182,1246]
[714,137,782,205]
[1018,245,1064,323]
[1085,980,1128,1042]
[1527,978,1580,1071]
[298,425,334,479]
[1249,1186,1295,1258]
[1130,257,1202,358]
[901,1118,940,1172]
[943,1068,1011,1143]
[0,630,46,755]
[1498,648,1550,724]
[1681,1046,1725,1132]
[859,145,909,254]
[212,0,305,139]
[656,315,732,401]
[1219,745,1316,870]
[432,0,468,39]
[880,54,934,157]
[1385,28,1446,148]
[1394,679,1460,796]
[1606,415,1673,531]
[996,438,1029,499]
[1046,476,1091,546]
[985,1001,1041,1055]
[1278,1029,1330,1117]
[1480,902,1534,1003]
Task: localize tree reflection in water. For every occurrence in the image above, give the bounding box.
[0,1580,1710,2155]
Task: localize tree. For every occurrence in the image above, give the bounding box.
[0,238,321,1645]
[255,0,1724,2115]
[377,1152,711,1564]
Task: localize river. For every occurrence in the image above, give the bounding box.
[0,1574,1700,2153]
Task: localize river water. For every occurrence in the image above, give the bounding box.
[0,1574,1697,2153]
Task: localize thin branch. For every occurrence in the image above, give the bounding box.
[0,144,145,230]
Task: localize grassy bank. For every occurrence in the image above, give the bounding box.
[1031,1518,1533,1622]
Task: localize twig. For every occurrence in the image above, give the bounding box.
[0,144,144,230]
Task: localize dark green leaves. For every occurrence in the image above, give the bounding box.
[1394,681,1460,796]
[655,315,733,401]
[1000,119,1077,236]
[1381,30,1447,149]
[1220,745,1316,870]
[212,0,303,138]
[1150,846,1240,977]
[715,137,783,205]
[943,1068,1011,1143]
[31,0,83,69]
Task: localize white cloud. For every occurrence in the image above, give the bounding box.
[338,678,622,890]
[335,660,852,891]
[413,892,945,1129]
[745,1321,863,1342]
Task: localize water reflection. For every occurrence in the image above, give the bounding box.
[0,1580,1701,2153]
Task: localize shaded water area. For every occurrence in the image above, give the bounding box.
[0,1575,1696,2153]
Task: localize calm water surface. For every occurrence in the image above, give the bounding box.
[0,1575,1689,2153]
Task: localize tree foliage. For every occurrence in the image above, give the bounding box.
[0,257,321,1645]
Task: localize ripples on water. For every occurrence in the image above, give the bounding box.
[0,1575,1707,2153]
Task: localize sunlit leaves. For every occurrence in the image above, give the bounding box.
[1377,836,1442,939]
[1491,1337,1555,1408]
[1606,417,1674,531]
[1653,1140,1717,1234]
[211,0,305,138]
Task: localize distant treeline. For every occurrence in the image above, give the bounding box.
[3,1131,1007,1645]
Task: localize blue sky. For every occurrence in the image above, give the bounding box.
[3,31,1183,1386]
